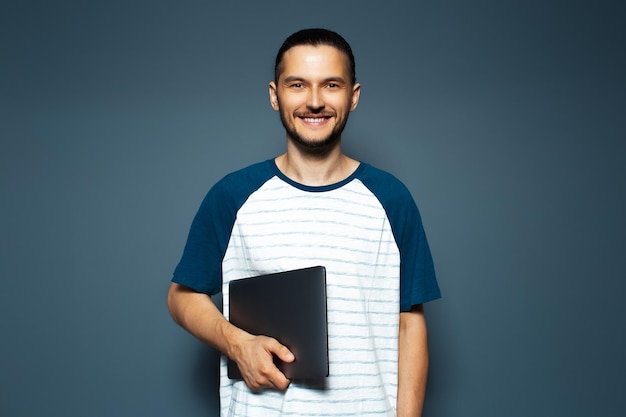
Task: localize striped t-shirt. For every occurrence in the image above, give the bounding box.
[172,159,440,417]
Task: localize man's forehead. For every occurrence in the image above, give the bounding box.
[280,45,351,76]
[283,44,347,61]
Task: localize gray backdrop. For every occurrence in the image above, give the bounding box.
[2,0,624,416]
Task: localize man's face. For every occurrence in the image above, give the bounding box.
[269,45,360,151]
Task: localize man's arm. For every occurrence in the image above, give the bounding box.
[397,304,429,417]
[167,283,294,390]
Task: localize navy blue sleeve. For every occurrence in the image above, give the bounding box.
[171,178,238,295]
[171,161,275,294]
[359,164,441,311]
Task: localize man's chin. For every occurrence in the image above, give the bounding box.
[289,134,341,154]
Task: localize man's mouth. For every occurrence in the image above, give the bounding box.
[302,117,328,123]
[297,113,334,126]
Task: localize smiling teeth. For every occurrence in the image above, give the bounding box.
[304,118,325,122]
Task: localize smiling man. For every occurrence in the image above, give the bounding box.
[271,43,358,149]
[168,28,441,417]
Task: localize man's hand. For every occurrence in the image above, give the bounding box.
[168,284,295,391]
[230,333,295,391]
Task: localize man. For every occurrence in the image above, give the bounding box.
[168,28,440,417]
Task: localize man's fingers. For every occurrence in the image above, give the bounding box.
[267,338,295,363]
[242,357,290,391]
[261,338,293,390]
[235,335,293,391]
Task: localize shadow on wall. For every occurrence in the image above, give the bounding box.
[191,293,223,411]
[192,345,220,411]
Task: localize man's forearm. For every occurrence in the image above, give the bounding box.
[397,304,429,417]
[167,283,244,356]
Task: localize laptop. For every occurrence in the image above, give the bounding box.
[227,266,328,380]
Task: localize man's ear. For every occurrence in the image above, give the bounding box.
[269,81,279,111]
[350,83,361,112]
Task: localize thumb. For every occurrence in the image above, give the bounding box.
[269,340,295,363]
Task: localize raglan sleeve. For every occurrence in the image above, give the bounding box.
[171,179,237,295]
[396,191,441,311]
[360,165,441,311]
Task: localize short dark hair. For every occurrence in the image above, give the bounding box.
[274,28,356,85]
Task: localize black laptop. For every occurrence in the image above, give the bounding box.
[227,266,329,380]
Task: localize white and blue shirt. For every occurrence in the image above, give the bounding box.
[173,159,440,417]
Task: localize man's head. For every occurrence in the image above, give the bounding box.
[270,29,360,153]
[274,28,356,86]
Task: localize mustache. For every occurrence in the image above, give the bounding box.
[294,111,335,118]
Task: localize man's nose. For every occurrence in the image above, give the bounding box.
[307,88,324,111]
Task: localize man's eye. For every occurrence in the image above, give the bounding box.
[290,83,303,88]
[327,83,338,88]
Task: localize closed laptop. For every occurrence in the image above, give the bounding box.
[227,266,329,380]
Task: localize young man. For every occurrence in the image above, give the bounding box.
[168,28,441,417]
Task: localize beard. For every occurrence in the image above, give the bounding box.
[278,109,350,154]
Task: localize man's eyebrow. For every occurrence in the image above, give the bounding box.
[323,76,347,84]
[282,76,305,83]
[282,76,348,84]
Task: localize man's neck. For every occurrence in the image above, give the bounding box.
[275,144,359,187]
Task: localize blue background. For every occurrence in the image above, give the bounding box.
[2,0,625,416]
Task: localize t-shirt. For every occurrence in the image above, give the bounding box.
[172,159,440,417]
